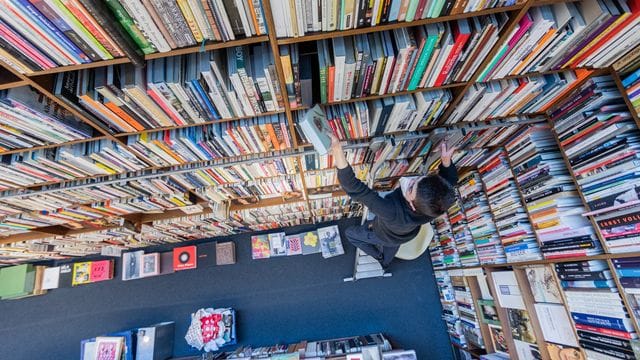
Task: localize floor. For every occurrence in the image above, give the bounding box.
[0,217,453,359]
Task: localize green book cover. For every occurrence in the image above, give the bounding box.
[478,44,508,82]
[0,264,35,299]
[405,0,421,22]
[408,30,440,90]
[430,0,447,18]
[104,0,156,55]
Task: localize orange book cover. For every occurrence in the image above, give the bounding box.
[265,123,281,151]
[328,66,336,102]
[103,102,146,131]
[79,95,136,132]
[511,28,557,75]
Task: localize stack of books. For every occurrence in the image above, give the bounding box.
[447,197,480,267]
[301,22,502,101]
[550,75,640,253]
[201,174,305,204]
[0,87,94,152]
[505,124,599,259]
[55,47,283,134]
[458,171,504,265]
[0,139,147,190]
[447,70,592,124]
[294,102,371,142]
[269,0,515,39]
[305,164,370,191]
[478,150,540,263]
[435,270,466,347]
[434,214,461,268]
[124,114,293,167]
[556,260,638,360]
[612,256,640,323]
[451,272,485,349]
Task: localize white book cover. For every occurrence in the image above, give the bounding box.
[318,225,345,258]
[298,105,332,155]
[42,266,60,290]
[492,271,526,310]
[534,303,579,346]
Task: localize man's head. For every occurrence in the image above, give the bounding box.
[403,175,455,217]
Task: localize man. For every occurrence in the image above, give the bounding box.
[330,135,458,269]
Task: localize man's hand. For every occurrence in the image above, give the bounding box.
[328,133,349,169]
[440,142,457,167]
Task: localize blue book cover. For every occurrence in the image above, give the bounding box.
[188,80,220,120]
[571,312,634,332]
[622,67,640,88]
[617,269,640,277]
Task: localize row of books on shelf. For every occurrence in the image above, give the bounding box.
[282,17,504,103]
[251,224,344,259]
[229,201,312,231]
[0,0,267,73]
[549,75,640,253]
[55,46,284,134]
[478,0,640,81]
[448,69,591,124]
[623,67,640,116]
[269,0,522,38]
[304,164,370,190]
[302,148,373,171]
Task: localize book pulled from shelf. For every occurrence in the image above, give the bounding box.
[550,75,640,253]
[478,149,541,262]
[556,260,639,359]
[268,0,519,38]
[53,46,283,134]
[124,114,292,167]
[448,69,592,124]
[505,124,600,259]
[0,139,147,191]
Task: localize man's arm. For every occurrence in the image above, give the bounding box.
[330,135,396,221]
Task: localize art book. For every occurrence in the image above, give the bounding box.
[90,260,114,283]
[525,265,563,304]
[492,271,526,310]
[216,242,236,265]
[42,266,60,290]
[141,253,160,277]
[318,225,345,258]
[72,262,91,286]
[173,246,197,271]
[507,309,537,344]
[298,105,332,155]
[94,336,124,360]
[268,232,287,257]
[251,235,271,259]
[285,234,303,256]
[122,251,143,281]
[301,231,321,255]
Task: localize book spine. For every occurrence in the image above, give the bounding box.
[103,0,157,55]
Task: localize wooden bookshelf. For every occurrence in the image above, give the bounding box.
[610,66,640,130]
[144,36,270,60]
[25,58,131,77]
[0,136,108,156]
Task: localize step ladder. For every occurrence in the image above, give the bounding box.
[344,249,392,282]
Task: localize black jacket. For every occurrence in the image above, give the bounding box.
[337,164,458,245]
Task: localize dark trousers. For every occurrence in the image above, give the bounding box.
[345,221,400,267]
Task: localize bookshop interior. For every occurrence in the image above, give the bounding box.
[2,0,640,359]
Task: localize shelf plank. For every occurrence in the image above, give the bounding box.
[25,58,131,77]
[276,4,526,45]
[0,136,108,156]
[144,36,270,60]
[0,79,28,91]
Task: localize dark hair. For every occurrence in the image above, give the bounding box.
[413,175,455,217]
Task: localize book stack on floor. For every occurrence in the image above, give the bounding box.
[458,171,503,265]
[447,70,592,124]
[447,196,481,267]
[452,271,486,349]
[555,260,638,360]
[478,150,535,263]
[505,124,599,259]
[268,0,521,37]
[549,75,640,253]
[612,256,640,327]
[435,269,467,347]
[478,0,640,82]
[432,213,462,268]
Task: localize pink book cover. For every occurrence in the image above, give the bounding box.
[90,260,113,282]
[487,14,534,79]
[0,22,55,69]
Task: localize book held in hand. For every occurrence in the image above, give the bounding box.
[298,105,332,155]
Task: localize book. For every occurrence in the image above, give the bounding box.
[298,105,332,155]
[122,250,143,281]
[301,231,321,255]
[90,260,114,282]
[491,271,526,310]
[141,253,160,277]
[173,245,197,271]
[285,234,303,256]
[196,242,216,268]
[216,242,236,265]
[251,234,271,259]
[268,232,287,257]
[72,261,91,286]
[525,265,563,303]
[42,266,60,290]
[318,225,345,258]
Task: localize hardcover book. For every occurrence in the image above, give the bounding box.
[216,242,236,265]
[525,265,563,303]
[122,251,143,281]
[141,253,160,277]
[318,225,345,258]
[173,246,197,271]
[251,235,271,259]
[41,266,60,290]
[298,105,332,155]
[196,243,216,268]
[301,231,321,255]
[285,234,303,256]
[268,232,287,257]
[72,262,92,286]
[90,260,114,283]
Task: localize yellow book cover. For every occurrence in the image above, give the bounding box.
[176,0,205,42]
[72,262,91,286]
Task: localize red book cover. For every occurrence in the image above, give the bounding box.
[434,20,471,86]
[90,260,113,282]
[328,66,335,102]
[574,324,635,339]
[173,245,197,271]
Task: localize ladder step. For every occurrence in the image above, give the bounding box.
[356,262,383,272]
[357,256,379,265]
[355,269,385,280]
